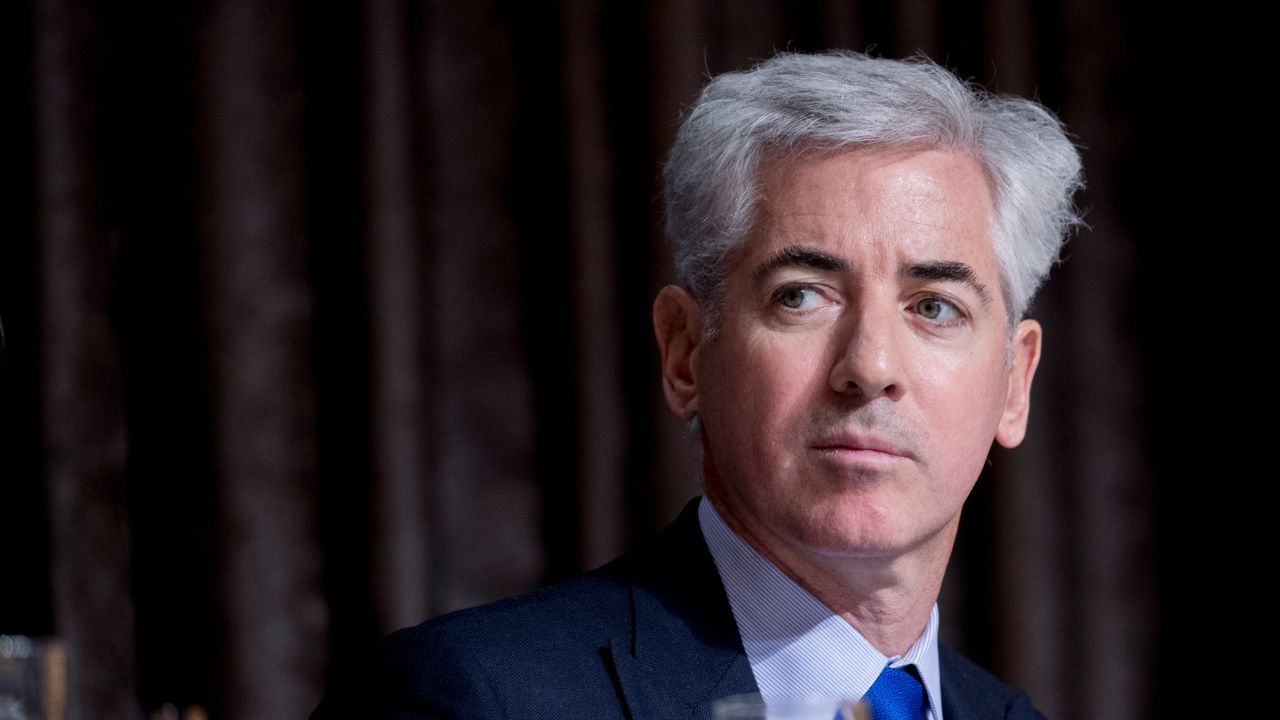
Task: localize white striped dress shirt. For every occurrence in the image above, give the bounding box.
[699,498,943,719]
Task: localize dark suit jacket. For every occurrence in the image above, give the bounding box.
[314,499,1045,719]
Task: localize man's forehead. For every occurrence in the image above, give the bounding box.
[740,150,997,262]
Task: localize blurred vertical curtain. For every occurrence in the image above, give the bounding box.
[15,0,1160,718]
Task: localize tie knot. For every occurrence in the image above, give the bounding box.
[861,665,925,720]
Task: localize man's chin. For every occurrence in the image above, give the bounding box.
[776,507,950,562]
[775,513,910,558]
[794,532,918,561]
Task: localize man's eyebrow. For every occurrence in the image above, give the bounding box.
[902,261,993,307]
[752,246,850,281]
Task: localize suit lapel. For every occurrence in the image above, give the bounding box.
[939,645,1011,720]
[608,500,760,719]
[608,639,755,719]
[940,646,980,720]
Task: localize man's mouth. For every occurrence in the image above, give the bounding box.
[810,431,915,462]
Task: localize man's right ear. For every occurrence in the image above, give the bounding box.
[652,285,702,420]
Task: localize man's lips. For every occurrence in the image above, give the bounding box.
[809,432,914,460]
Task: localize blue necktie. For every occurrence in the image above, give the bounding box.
[860,665,925,720]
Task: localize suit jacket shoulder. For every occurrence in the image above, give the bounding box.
[361,566,636,718]
[314,500,756,719]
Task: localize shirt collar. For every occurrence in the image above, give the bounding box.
[699,497,943,719]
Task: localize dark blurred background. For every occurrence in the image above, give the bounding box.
[4,1,1214,718]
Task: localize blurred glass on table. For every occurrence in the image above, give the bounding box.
[713,693,869,720]
[0,636,68,720]
[148,703,208,720]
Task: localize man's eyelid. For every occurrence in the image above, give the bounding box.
[774,280,840,305]
[761,264,841,287]
[769,262,849,289]
[907,282,977,314]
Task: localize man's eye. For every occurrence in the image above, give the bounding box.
[777,286,820,309]
[914,296,962,322]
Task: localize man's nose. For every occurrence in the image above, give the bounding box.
[827,307,905,401]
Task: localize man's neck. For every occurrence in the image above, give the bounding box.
[706,491,954,657]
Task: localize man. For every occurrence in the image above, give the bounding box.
[315,50,1081,719]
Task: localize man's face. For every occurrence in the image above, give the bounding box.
[656,147,1041,562]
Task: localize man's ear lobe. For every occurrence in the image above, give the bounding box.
[995,318,1043,448]
[652,286,702,420]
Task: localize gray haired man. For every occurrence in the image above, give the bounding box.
[314,50,1082,720]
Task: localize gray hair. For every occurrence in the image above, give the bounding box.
[663,50,1084,326]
